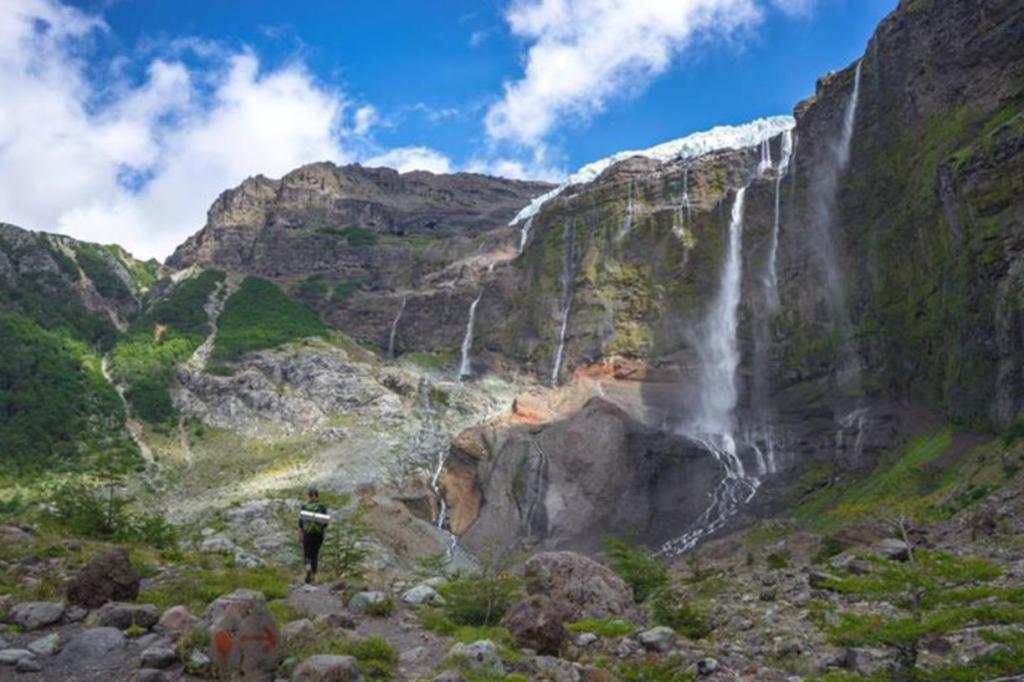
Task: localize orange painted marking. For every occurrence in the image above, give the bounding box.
[213,630,235,658]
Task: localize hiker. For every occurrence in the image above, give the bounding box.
[298,487,328,584]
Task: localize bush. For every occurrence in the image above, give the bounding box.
[766,551,790,570]
[603,535,668,602]
[813,537,847,564]
[566,618,637,638]
[214,277,326,361]
[362,595,395,618]
[617,656,695,681]
[649,588,712,639]
[48,477,178,548]
[438,575,523,627]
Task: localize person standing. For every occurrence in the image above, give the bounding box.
[299,487,328,584]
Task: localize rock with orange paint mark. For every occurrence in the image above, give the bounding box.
[207,589,281,681]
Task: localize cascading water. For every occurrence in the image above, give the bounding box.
[757,138,774,175]
[662,187,760,556]
[518,216,534,255]
[837,60,863,170]
[619,180,635,239]
[765,129,795,311]
[550,221,576,386]
[388,295,407,359]
[458,290,483,379]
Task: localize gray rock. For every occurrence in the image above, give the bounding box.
[65,606,88,623]
[807,571,836,589]
[157,605,191,636]
[431,672,469,682]
[15,656,42,673]
[65,547,141,609]
[533,655,581,682]
[292,654,363,681]
[447,640,505,676]
[874,538,911,561]
[0,649,34,665]
[96,602,160,630]
[522,551,637,621]
[55,627,126,671]
[697,657,719,675]
[208,589,281,679]
[401,584,445,607]
[347,591,389,614]
[27,632,61,656]
[187,650,211,675]
[7,601,64,630]
[845,647,888,676]
[282,619,316,646]
[140,646,178,669]
[575,633,598,648]
[637,626,676,653]
[137,669,170,682]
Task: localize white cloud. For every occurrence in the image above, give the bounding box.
[771,0,818,17]
[485,0,783,148]
[0,0,451,260]
[365,147,453,174]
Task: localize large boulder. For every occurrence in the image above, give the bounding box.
[208,589,282,681]
[500,595,569,655]
[96,602,160,630]
[446,640,505,677]
[53,627,126,675]
[65,548,141,609]
[7,602,64,630]
[524,552,637,621]
[292,654,364,681]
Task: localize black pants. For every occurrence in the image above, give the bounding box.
[302,532,324,574]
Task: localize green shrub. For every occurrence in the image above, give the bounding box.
[214,277,326,360]
[0,312,132,473]
[332,279,361,303]
[766,551,790,570]
[617,656,695,681]
[649,588,712,639]
[318,226,379,247]
[295,275,328,301]
[139,565,291,613]
[74,243,134,303]
[566,618,637,638]
[362,595,395,618]
[603,535,668,602]
[418,607,457,635]
[813,537,847,564]
[47,476,178,548]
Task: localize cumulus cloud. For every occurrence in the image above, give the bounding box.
[484,0,818,148]
[365,146,453,174]
[0,0,450,260]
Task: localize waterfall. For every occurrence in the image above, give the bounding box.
[518,216,535,255]
[388,295,407,359]
[619,180,634,238]
[458,290,483,379]
[765,129,795,311]
[836,61,862,170]
[551,221,576,386]
[662,187,760,556]
[757,138,774,175]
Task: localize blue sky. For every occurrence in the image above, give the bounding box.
[1,0,894,258]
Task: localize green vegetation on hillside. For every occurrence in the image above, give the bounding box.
[213,276,327,361]
[0,312,134,474]
[110,270,225,423]
[74,242,134,304]
[316,225,379,247]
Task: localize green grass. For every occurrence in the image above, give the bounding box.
[0,311,136,473]
[316,225,379,247]
[213,277,326,361]
[286,629,397,680]
[138,565,291,614]
[565,618,637,638]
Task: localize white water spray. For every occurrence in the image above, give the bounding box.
[619,180,634,238]
[458,291,483,379]
[662,187,760,556]
[388,295,407,359]
[518,216,534,255]
[765,129,795,310]
[551,221,576,386]
[836,61,863,169]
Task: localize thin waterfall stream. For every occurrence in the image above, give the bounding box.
[662,186,760,556]
[550,220,576,386]
[458,290,483,379]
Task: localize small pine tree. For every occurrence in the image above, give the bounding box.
[823,549,1024,680]
[326,503,369,581]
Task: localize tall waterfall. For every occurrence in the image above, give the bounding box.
[619,180,634,238]
[458,291,483,379]
[388,295,407,359]
[662,187,759,556]
[518,216,534,255]
[837,60,863,170]
[765,129,795,310]
[551,221,576,386]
